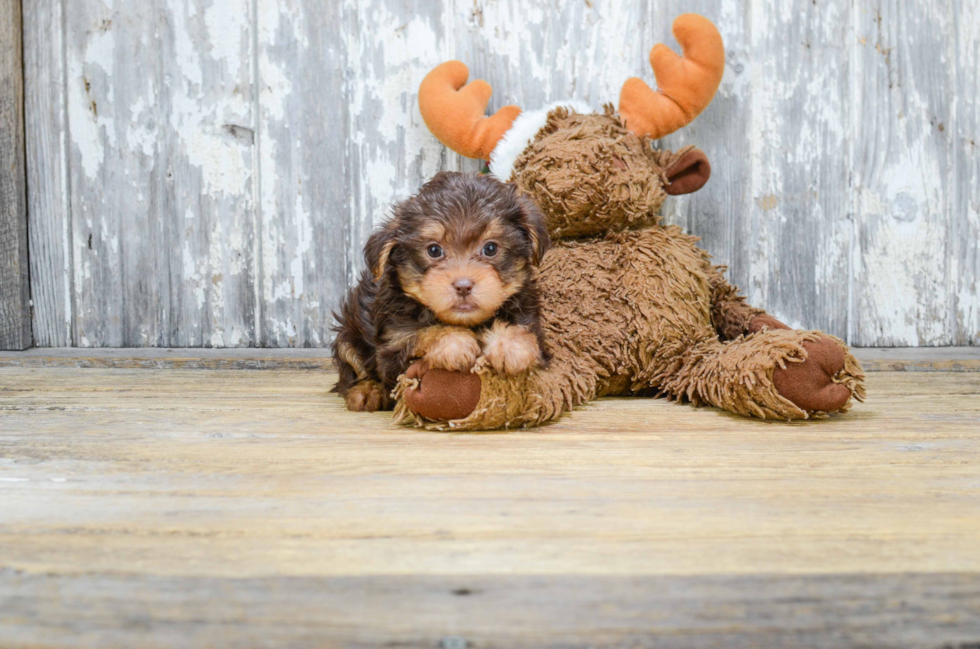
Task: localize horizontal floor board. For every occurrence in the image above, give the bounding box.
[2,572,979,648]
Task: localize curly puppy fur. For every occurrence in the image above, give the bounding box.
[332,172,550,412]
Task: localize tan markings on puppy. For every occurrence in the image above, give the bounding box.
[397,266,427,305]
[412,325,454,356]
[344,380,386,412]
[479,321,541,375]
[418,221,446,242]
[481,218,507,242]
[414,326,480,371]
[337,341,368,380]
[526,226,545,265]
[419,262,506,326]
[498,272,525,303]
[372,239,397,281]
[382,325,418,353]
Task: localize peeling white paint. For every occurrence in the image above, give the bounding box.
[205,0,249,70]
[169,0,252,198]
[68,26,116,180]
[290,193,312,299]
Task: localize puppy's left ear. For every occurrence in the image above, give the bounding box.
[365,218,399,281]
[516,196,550,265]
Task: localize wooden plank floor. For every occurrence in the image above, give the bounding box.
[1,364,979,647]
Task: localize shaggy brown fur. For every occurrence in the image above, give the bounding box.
[333,172,550,412]
[395,109,865,429]
[511,106,668,238]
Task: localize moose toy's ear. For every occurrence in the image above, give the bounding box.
[516,196,550,265]
[364,219,399,281]
[664,148,711,196]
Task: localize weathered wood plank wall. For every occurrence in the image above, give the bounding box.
[1,0,32,350]
[20,0,980,347]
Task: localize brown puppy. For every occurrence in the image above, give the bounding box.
[332,172,550,412]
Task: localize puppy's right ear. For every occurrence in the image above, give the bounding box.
[516,195,550,266]
[365,219,399,281]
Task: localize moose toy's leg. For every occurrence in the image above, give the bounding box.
[707,267,865,414]
[660,327,865,419]
[394,355,599,431]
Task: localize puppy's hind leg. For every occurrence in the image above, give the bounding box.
[344,379,388,412]
[334,339,389,412]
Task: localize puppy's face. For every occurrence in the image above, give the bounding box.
[401,217,523,326]
[366,172,549,327]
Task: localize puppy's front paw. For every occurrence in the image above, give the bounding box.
[344,380,386,412]
[423,328,480,372]
[480,323,542,376]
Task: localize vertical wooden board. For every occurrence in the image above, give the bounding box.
[65,0,162,347]
[741,0,851,336]
[0,0,32,350]
[163,0,256,347]
[24,0,72,347]
[341,0,458,297]
[952,0,979,346]
[65,0,256,347]
[850,0,953,346]
[254,0,348,347]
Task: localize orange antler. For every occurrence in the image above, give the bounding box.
[418,62,522,160]
[619,14,725,139]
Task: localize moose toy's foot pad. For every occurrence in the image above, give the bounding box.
[772,337,853,413]
[749,315,861,414]
[402,361,482,422]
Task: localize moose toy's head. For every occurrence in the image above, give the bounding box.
[418,14,725,239]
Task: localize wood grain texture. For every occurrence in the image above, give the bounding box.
[255,0,348,347]
[2,573,978,648]
[21,0,980,348]
[851,0,954,346]
[62,0,256,347]
[748,0,851,335]
[0,346,335,369]
[451,0,643,117]
[0,0,32,351]
[0,367,979,645]
[952,0,980,346]
[23,0,72,347]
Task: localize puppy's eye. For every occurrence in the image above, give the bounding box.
[482,242,499,257]
[426,244,443,259]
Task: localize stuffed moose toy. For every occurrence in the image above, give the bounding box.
[393,14,865,429]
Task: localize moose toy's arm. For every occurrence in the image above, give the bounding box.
[707,266,795,341]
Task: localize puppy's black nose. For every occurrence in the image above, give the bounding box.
[453,278,474,297]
